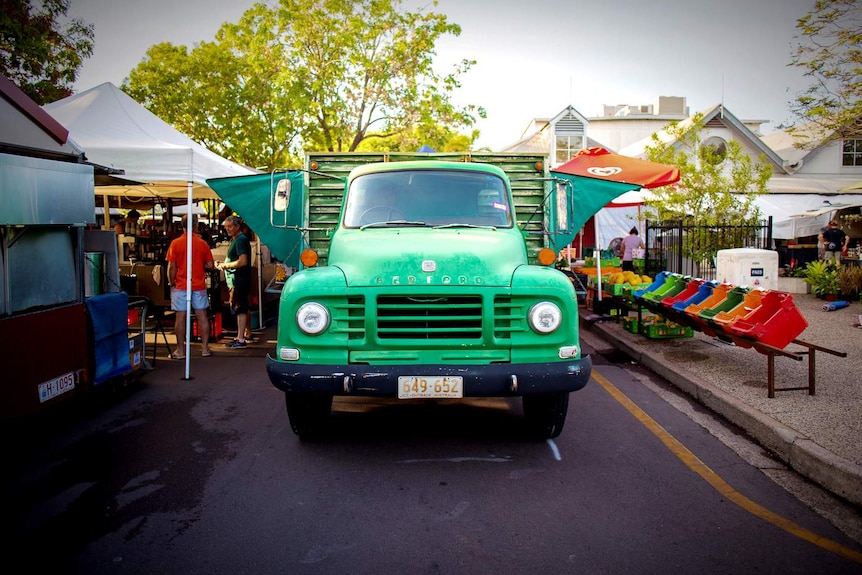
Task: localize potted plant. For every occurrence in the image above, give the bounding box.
[803,260,840,299]
[837,265,862,300]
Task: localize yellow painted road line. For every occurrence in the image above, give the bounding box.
[592,370,862,564]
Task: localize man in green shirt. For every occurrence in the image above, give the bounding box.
[216,215,252,348]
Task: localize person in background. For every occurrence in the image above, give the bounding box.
[620,227,645,272]
[240,220,257,341]
[114,209,141,235]
[819,220,849,266]
[217,215,252,348]
[166,214,215,359]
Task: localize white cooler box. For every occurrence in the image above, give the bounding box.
[716,248,778,290]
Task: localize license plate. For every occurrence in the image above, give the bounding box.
[398,376,463,399]
[38,371,76,403]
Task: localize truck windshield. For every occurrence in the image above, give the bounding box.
[342,170,513,229]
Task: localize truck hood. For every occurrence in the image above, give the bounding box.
[329,228,527,287]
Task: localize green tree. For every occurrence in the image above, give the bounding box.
[0,0,93,104]
[123,0,483,170]
[643,113,772,265]
[277,0,482,152]
[355,126,477,153]
[124,5,304,170]
[788,0,862,144]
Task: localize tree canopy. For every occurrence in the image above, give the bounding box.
[0,0,93,105]
[788,0,862,144]
[123,0,484,170]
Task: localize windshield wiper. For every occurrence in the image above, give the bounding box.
[432,223,497,230]
[359,220,428,230]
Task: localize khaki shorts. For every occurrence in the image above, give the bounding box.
[823,250,842,264]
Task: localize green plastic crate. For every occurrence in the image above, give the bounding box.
[585,256,621,268]
[603,282,651,296]
[641,321,694,339]
[623,315,659,334]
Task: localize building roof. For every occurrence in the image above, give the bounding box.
[500,105,603,154]
[617,103,788,173]
[759,122,835,171]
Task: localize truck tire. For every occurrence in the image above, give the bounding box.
[285,393,333,440]
[522,391,569,439]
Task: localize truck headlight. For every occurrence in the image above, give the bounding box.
[296,302,330,335]
[528,301,562,334]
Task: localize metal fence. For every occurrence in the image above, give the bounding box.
[643,217,773,280]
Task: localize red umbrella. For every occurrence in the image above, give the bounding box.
[554,146,680,189]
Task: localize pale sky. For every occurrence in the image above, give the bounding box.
[67,0,816,150]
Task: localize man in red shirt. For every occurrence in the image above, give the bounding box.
[166,214,215,358]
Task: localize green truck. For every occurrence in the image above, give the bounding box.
[210,152,591,439]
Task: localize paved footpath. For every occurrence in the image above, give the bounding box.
[581,292,862,507]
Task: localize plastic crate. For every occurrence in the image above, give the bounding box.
[641,321,694,339]
[623,316,639,333]
[603,282,651,296]
[192,313,222,340]
[623,315,659,334]
[585,256,621,268]
[727,291,809,349]
[591,296,622,316]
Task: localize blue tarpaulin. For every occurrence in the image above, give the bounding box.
[85,292,131,385]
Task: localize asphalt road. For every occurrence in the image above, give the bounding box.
[4,346,862,574]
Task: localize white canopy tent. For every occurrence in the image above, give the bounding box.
[44,83,259,379]
[44,83,256,199]
[752,194,862,239]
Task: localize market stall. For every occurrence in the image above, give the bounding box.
[1,75,148,418]
[45,83,260,377]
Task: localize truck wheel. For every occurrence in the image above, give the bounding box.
[285,394,333,440]
[522,392,569,439]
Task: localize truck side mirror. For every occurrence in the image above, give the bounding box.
[274,178,291,212]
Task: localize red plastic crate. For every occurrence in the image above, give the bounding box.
[727,291,808,349]
[192,313,222,340]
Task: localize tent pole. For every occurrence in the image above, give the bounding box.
[257,239,264,331]
[103,196,111,230]
[596,217,603,302]
[182,182,193,379]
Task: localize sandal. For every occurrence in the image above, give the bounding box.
[201,351,212,357]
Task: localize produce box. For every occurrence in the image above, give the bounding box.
[623,314,659,334]
[585,256,620,268]
[591,295,622,316]
[602,281,651,296]
[640,320,694,339]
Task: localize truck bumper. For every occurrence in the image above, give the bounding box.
[266,355,592,396]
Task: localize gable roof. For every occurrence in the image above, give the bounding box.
[618,104,788,173]
[759,122,837,172]
[501,105,602,153]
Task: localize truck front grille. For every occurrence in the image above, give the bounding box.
[376,295,482,340]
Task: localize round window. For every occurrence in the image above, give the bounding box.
[701,136,728,164]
